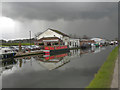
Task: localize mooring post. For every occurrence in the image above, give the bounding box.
[19,42,22,52]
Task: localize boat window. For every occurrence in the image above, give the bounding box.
[5,50,7,52]
[39,43,44,46]
[47,43,51,46]
[60,42,63,45]
[54,43,58,45]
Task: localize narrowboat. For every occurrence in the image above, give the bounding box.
[43,45,70,56]
[0,48,16,59]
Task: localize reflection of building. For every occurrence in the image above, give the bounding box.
[15,47,106,70]
[69,49,93,58]
[68,49,80,58]
[92,47,106,53]
[34,53,70,70]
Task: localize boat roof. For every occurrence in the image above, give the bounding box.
[1,47,12,51]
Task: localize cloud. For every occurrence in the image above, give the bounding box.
[1,2,118,40]
[2,2,118,21]
[1,0,119,2]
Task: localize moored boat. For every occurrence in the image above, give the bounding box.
[0,48,16,59]
[43,45,70,56]
[80,43,91,49]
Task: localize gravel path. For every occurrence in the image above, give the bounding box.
[111,58,118,88]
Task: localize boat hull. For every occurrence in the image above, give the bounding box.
[50,48,70,55]
[1,53,16,59]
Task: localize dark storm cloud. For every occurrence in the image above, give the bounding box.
[2,2,118,21]
[1,2,118,40]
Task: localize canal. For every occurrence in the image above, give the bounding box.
[2,46,115,88]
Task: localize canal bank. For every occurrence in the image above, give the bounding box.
[86,46,118,88]
[14,47,81,58]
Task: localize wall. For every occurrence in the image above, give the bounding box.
[62,36,70,46]
[37,29,63,40]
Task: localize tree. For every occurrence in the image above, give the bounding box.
[69,33,81,39]
[115,37,118,41]
[82,35,89,39]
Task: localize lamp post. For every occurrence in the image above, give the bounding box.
[29,31,31,47]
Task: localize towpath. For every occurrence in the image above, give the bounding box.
[111,48,119,89]
[111,58,118,88]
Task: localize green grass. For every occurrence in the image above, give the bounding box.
[86,46,118,88]
[1,43,34,46]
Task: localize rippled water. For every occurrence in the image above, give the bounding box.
[2,46,115,88]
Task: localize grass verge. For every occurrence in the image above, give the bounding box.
[86,46,118,88]
[1,43,34,46]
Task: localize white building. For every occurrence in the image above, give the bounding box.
[36,28,81,48]
[91,38,106,45]
[69,38,80,48]
[37,28,70,46]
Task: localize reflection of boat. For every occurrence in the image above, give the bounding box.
[34,53,70,70]
[0,65,13,75]
[35,52,68,62]
[44,53,68,62]
[0,48,16,59]
[2,58,17,67]
[38,57,70,70]
[1,58,17,73]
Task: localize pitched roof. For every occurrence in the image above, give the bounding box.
[39,37,60,40]
[48,28,69,37]
[38,37,62,42]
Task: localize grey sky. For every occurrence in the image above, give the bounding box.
[1,2,118,40]
[1,0,119,2]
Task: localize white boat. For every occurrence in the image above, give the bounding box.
[0,47,16,59]
[91,43,96,47]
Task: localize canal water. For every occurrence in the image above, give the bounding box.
[2,46,115,88]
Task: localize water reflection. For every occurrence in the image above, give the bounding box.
[1,58,17,73]
[1,46,107,72]
[2,46,115,88]
[35,53,70,70]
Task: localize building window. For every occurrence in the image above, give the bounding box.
[75,42,76,47]
[39,43,44,46]
[70,42,71,46]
